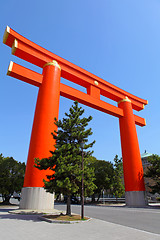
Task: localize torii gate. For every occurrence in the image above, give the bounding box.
[3,26,148,209]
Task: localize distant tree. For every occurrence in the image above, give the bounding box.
[144,154,160,194]
[35,101,96,215]
[111,155,125,200]
[80,155,96,198]
[91,159,114,202]
[0,154,26,204]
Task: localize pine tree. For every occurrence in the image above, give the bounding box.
[112,155,125,200]
[35,101,96,215]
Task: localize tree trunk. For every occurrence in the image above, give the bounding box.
[97,193,101,202]
[66,195,71,215]
[56,193,60,201]
[92,194,95,202]
[2,195,11,204]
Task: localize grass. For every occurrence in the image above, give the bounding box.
[44,214,89,221]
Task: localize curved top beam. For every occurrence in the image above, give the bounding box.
[3,26,148,111]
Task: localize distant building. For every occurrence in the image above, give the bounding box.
[141,150,152,172]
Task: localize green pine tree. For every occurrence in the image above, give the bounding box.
[35,101,96,215]
[112,155,125,200]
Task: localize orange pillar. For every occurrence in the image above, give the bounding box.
[24,60,61,187]
[20,60,61,210]
[118,97,147,206]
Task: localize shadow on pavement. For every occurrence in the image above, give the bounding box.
[0,206,42,222]
[0,212,42,222]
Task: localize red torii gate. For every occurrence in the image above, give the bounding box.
[3,26,148,209]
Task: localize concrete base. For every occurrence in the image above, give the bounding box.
[19,187,54,210]
[125,191,148,207]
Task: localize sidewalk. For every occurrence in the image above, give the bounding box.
[0,205,160,240]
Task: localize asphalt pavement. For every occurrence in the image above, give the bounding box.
[0,204,160,240]
[55,203,160,235]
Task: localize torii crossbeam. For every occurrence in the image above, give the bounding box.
[3,26,148,209]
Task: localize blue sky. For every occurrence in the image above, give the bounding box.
[0,0,160,163]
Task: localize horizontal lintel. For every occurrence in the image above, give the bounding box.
[60,84,146,127]
[6,61,146,127]
[60,83,123,118]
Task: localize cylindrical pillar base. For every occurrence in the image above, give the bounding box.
[125,191,147,207]
[19,187,54,210]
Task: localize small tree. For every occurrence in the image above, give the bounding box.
[112,155,125,200]
[0,154,26,204]
[144,154,160,194]
[35,101,96,215]
[91,159,114,202]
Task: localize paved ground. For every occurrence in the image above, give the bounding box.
[0,205,160,240]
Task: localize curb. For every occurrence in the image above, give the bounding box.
[38,215,92,224]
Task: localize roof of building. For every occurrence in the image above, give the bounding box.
[141,150,153,159]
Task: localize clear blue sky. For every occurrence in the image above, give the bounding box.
[0,0,160,163]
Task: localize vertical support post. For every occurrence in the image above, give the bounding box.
[87,85,100,99]
[20,60,61,210]
[81,148,84,219]
[118,97,147,206]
